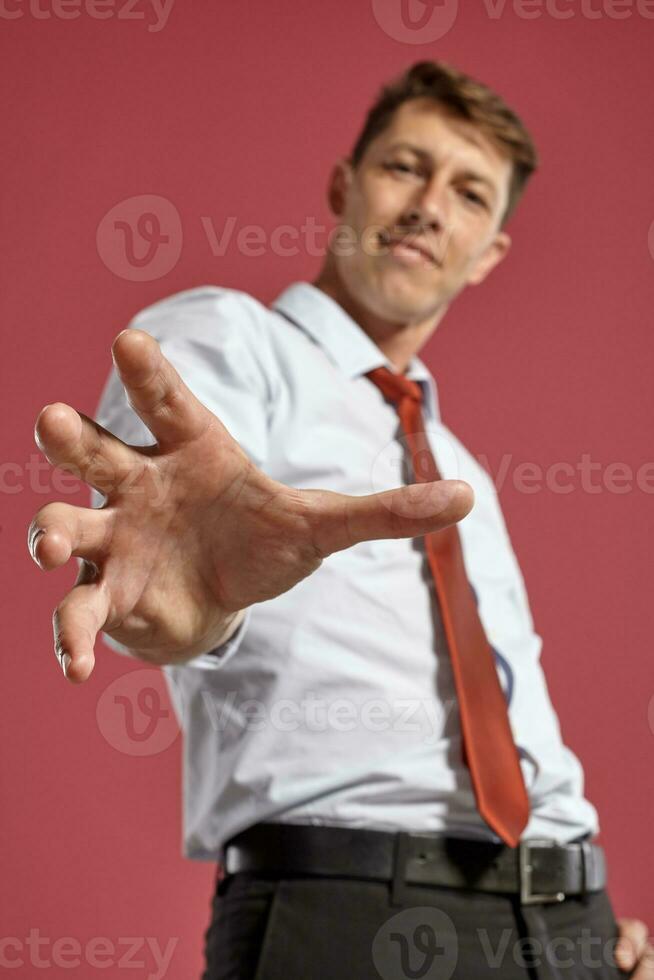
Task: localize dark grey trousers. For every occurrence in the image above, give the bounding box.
[202,869,630,980]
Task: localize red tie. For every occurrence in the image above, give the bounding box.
[366,366,530,848]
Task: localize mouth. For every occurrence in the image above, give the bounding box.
[378,230,439,267]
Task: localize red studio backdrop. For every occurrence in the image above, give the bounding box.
[2,3,653,977]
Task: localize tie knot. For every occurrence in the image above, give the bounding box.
[366,366,423,407]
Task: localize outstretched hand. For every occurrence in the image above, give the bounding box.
[28,328,474,682]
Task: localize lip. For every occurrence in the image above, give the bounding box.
[381,232,438,266]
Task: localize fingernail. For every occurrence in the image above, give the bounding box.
[32,528,46,566]
[61,653,71,677]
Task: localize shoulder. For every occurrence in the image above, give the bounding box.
[128,284,274,346]
[125,285,285,400]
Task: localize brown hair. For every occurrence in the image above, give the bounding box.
[349,60,539,228]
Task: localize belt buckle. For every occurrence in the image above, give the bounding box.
[519,839,566,905]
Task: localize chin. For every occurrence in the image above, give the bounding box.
[375,270,441,314]
[340,260,439,320]
[367,290,429,325]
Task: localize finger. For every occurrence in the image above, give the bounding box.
[311,479,474,556]
[615,919,653,976]
[28,502,114,570]
[52,566,110,683]
[624,940,654,980]
[34,402,144,497]
[110,329,217,450]
[633,944,654,979]
[631,945,654,980]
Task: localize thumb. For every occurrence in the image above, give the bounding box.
[311,479,474,557]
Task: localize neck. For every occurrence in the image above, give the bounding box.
[312,259,447,374]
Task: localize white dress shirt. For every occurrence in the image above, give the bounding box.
[92,281,600,860]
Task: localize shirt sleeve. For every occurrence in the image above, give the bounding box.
[89,286,278,669]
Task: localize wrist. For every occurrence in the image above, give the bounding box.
[208,608,247,651]
[126,609,248,666]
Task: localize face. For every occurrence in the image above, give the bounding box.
[325,98,514,326]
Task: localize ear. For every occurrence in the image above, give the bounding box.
[467,231,511,286]
[326,158,354,217]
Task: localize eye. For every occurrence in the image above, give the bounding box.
[460,188,487,208]
[384,161,421,177]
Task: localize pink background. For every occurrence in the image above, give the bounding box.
[2,2,653,976]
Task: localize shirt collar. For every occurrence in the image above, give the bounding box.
[270,281,441,423]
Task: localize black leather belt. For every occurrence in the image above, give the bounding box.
[222,822,607,906]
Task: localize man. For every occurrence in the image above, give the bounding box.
[29,61,651,978]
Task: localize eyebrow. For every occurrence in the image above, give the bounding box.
[384,141,498,197]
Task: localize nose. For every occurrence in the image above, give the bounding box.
[399,178,450,238]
